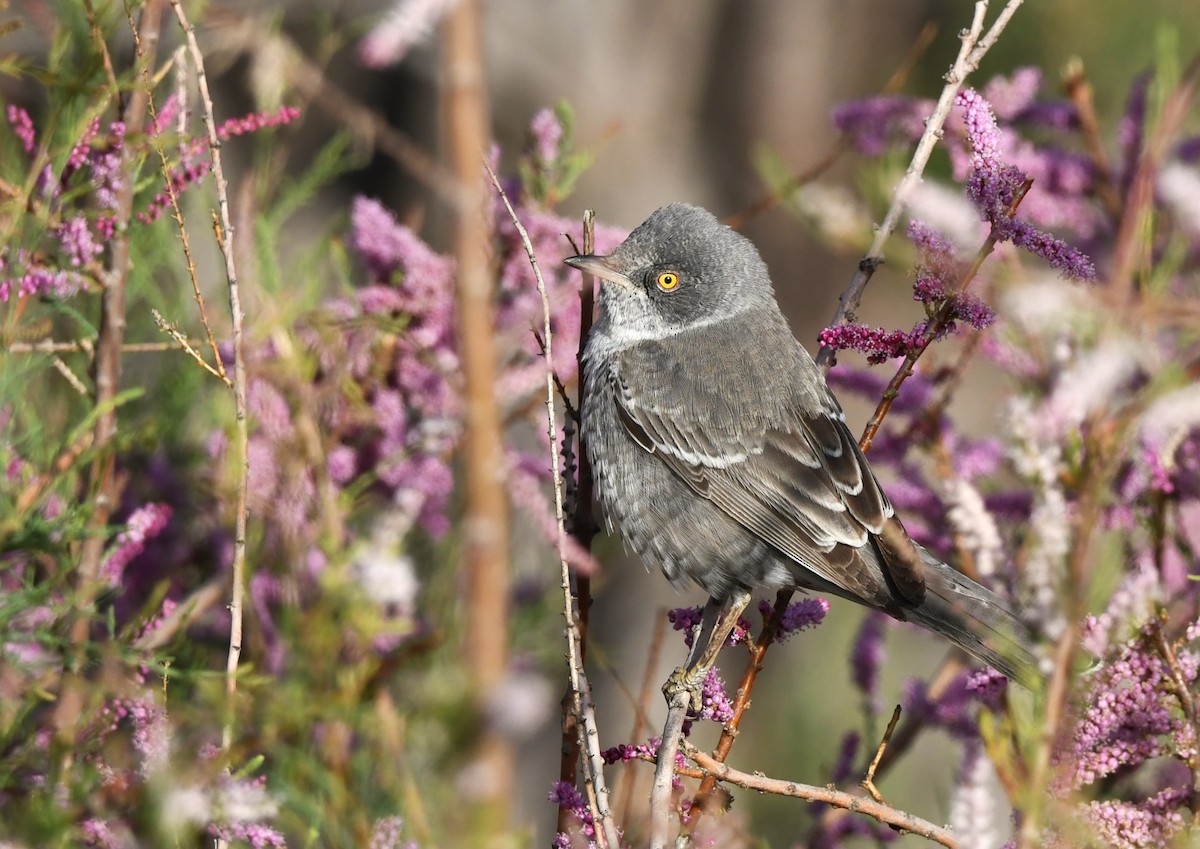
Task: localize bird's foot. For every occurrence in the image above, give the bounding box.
[663,664,705,713]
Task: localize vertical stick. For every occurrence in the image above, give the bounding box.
[53,0,165,766]
[168,0,252,765]
[442,2,512,841]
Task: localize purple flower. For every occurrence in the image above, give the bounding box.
[101,503,173,586]
[818,321,925,364]
[955,88,1097,281]
[1003,218,1097,280]
[529,107,563,165]
[368,817,418,849]
[851,612,887,702]
[1065,625,1198,791]
[1084,787,1188,849]
[832,95,933,156]
[67,116,101,173]
[55,213,102,267]
[698,667,734,723]
[758,597,829,641]
[1118,72,1152,193]
[358,0,460,68]
[957,88,1004,171]
[7,104,35,152]
[549,779,596,840]
[983,66,1043,121]
[207,823,287,849]
[965,667,1007,712]
[89,121,126,211]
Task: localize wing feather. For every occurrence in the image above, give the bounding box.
[612,327,926,605]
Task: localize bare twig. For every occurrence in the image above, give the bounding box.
[650,690,692,849]
[53,0,164,767]
[168,0,250,759]
[485,167,619,848]
[558,209,600,834]
[681,743,959,849]
[3,338,199,354]
[862,704,903,803]
[1062,60,1122,219]
[49,356,89,395]
[151,309,230,383]
[688,588,794,824]
[817,0,1026,374]
[139,34,227,383]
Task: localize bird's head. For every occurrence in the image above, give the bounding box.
[565,203,775,337]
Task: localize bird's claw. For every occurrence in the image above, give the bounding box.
[663,665,705,712]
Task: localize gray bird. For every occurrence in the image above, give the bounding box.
[565,203,1039,693]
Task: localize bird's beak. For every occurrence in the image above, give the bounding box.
[564,254,634,288]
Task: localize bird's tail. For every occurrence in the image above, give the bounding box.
[904,545,1041,690]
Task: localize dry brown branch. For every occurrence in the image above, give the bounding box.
[53,0,165,764]
[443,4,512,837]
[681,743,960,848]
[688,587,795,826]
[862,704,903,803]
[1108,52,1200,301]
[168,0,250,761]
[1062,60,1122,219]
[816,0,1026,374]
[151,309,229,383]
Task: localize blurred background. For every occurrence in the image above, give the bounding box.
[3,0,1199,845]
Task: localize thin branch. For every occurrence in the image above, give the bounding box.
[862,704,903,803]
[53,0,164,766]
[816,0,1025,374]
[1108,52,1200,301]
[485,165,619,849]
[443,2,513,839]
[151,309,231,383]
[3,338,200,354]
[1062,60,1122,219]
[650,690,692,849]
[558,209,599,834]
[681,742,959,849]
[688,588,794,823]
[49,356,89,395]
[138,30,227,382]
[724,21,939,231]
[168,0,249,759]
[857,177,1031,452]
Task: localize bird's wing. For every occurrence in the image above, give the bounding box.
[611,326,926,605]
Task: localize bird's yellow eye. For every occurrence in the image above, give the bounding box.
[656,271,680,291]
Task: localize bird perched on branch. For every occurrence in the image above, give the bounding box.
[565,203,1039,698]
